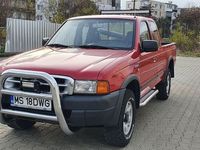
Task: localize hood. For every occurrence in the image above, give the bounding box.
[0,47,129,80]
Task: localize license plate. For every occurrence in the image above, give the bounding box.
[10,96,52,111]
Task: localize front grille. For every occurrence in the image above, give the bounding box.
[3,75,74,95]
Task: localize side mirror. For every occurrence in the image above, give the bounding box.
[42,37,49,46]
[141,40,158,52]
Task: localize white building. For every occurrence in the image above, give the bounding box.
[165,1,178,19]
[119,0,178,19]
[36,0,48,21]
[140,0,150,9]
[120,0,141,10]
[164,1,178,30]
[36,0,113,21]
[35,0,58,22]
[120,0,152,10]
[92,0,113,10]
[151,0,166,18]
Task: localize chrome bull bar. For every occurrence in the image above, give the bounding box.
[0,69,73,135]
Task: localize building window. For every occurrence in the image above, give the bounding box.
[37,15,40,20]
[37,4,43,10]
[37,15,43,20]
[21,13,26,19]
[173,13,176,18]
[167,4,172,9]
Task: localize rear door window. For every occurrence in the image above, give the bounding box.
[140,21,150,42]
[148,21,161,45]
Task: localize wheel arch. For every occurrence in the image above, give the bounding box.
[121,75,140,109]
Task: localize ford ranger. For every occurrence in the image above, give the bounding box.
[0,15,176,147]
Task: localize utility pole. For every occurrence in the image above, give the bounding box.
[133,0,136,10]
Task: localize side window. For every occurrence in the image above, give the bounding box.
[149,21,160,42]
[140,22,150,42]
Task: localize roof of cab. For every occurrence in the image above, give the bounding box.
[68,15,152,21]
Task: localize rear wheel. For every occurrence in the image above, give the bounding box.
[156,69,171,100]
[6,118,35,130]
[104,89,135,147]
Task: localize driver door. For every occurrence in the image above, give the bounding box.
[139,21,158,91]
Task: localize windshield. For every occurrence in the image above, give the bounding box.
[47,19,136,50]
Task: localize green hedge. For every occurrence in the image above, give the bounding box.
[170,24,200,51]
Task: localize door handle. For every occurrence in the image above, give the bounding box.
[153,57,157,63]
[134,63,140,69]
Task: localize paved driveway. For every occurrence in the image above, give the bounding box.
[0,57,200,150]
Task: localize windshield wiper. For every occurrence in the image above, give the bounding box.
[76,44,113,49]
[46,43,73,48]
[47,43,119,50]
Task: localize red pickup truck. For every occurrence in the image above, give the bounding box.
[0,15,176,147]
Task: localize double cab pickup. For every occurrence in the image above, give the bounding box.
[0,15,176,147]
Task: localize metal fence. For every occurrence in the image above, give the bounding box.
[5,18,61,53]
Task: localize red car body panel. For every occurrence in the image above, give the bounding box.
[0,48,129,80]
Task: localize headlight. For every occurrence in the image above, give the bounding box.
[74,80,97,94]
[74,80,109,94]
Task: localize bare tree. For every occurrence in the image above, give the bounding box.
[0,0,12,51]
[178,7,200,36]
[72,0,99,17]
[46,0,98,23]
[0,0,13,26]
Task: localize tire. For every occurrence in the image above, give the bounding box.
[6,118,36,130]
[156,69,171,100]
[104,89,135,147]
[68,126,81,132]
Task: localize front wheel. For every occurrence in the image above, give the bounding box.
[156,70,171,100]
[104,89,135,147]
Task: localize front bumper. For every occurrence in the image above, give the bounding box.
[62,89,125,127]
[0,69,73,135]
[0,69,126,132]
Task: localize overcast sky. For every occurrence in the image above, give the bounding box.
[157,0,200,8]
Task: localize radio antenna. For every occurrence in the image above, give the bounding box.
[133,0,136,18]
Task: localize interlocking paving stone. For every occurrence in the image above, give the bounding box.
[0,56,200,150]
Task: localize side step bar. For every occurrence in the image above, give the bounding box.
[140,90,159,107]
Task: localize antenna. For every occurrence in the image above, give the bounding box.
[133,0,136,18]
